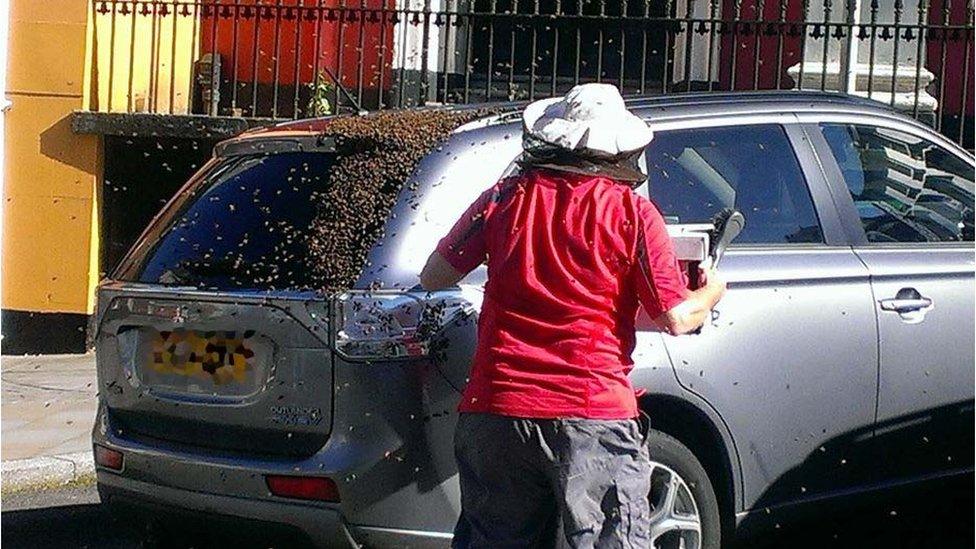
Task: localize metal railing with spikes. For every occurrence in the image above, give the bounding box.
[87,0,973,147]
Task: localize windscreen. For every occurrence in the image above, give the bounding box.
[120,152,336,291]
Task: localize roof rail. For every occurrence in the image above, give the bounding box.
[622,90,892,110]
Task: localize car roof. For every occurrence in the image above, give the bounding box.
[230,90,905,144]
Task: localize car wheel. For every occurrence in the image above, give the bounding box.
[645,429,722,549]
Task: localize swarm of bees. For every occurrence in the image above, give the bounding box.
[306,108,498,293]
[163,107,498,294]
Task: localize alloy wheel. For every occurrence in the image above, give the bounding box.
[647,460,703,549]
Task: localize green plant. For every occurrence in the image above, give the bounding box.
[307,71,334,117]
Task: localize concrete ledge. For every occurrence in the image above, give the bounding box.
[0,309,89,355]
[70,111,276,139]
[1,451,95,495]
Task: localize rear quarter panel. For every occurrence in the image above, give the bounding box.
[357,121,524,290]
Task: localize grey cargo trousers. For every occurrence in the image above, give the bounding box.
[452,413,652,549]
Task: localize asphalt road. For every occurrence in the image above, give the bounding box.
[2,480,973,548]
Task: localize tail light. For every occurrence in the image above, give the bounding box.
[94,444,124,471]
[332,291,474,360]
[265,475,340,502]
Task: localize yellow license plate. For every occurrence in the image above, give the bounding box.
[149,329,256,386]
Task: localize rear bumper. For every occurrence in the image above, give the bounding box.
[91,341,465,547]
[92,396,458,548]
[98,471,358,549]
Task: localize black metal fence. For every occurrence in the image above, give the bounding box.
[89,0,974,147]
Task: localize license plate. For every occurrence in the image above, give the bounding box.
[146,329,261,389]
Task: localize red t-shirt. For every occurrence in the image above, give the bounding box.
[435,168,689,419]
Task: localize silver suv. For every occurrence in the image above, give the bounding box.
[92,92,975,549]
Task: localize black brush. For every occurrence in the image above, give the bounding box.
[709,208,745,267]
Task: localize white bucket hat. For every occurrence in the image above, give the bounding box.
[522,83,653,158]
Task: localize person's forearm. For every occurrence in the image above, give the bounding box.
[420,251,467,291]
[659,278,727,335]
[690,277,726,312]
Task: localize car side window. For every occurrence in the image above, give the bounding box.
[643,124,824,244]
[818,123,975,243]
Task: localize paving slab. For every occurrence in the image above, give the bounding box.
[2,354,97,493]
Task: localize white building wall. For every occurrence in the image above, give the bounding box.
[671,0,721,85]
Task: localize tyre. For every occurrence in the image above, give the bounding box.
[645,429,722,549]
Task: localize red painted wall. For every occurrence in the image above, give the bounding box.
[199,0,394,92]
[925,0,974,119]
[718,0,806,91]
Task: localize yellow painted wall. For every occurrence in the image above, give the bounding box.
[90,0,198,114]
[3,0,101,314]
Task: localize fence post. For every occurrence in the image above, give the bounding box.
[841,0,862,93]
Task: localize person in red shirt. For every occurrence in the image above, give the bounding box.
[420,83,727,548]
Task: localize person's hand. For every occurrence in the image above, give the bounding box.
[699,258,727,298]
[697,257,715,285]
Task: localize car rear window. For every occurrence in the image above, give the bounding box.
[116,109,499,292]
[121,152,336,291]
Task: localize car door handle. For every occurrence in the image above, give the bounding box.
[879,288,933,313]
[879,297,933,312]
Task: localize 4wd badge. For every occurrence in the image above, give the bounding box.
[270,406,323,426]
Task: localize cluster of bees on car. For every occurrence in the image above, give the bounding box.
[305,108,498,293]
[172,108,499,295]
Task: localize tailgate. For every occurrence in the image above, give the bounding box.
[95,283,332,458]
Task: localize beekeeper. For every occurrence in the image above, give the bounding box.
[420,83,727,548]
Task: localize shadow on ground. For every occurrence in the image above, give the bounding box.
[2,496,137,549]
[0,485,312,549]
[733,476,974,549]
[2,479,972,548]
